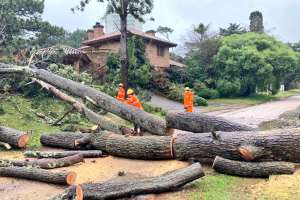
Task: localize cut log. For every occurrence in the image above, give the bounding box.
[0,142,12,150]
[90,131,173,160]
[53,163,205,200]
[212,156,295,178]
[50,185,83,200]
[0,64,167,135]
[166,112,256,133]
[33,78,127,134]
[174,129,300,162]
[24,150,104,159]
[0,167,76,185]
[0,126,30,148]
[40,132,90,149]
[1,154,84,169]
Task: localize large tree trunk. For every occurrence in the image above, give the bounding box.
[40,132,91,150]
[0,63,167,136]
[0,167,77,185]
[212,156,295,178]
[1,154,84,169]
[24,150,104,159]
[53,163,205,200]
[166,112,255,133]
[90,131,173,160]
[33,79,127,134]
[174,129,300,162]
[0,126,30,148]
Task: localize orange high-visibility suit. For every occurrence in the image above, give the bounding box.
[184,91,194,112]
[116,87,125,102]
[126,95,143,110]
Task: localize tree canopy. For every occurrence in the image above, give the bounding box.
[214,33,299,96]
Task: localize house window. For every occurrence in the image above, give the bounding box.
[157,46,165,57]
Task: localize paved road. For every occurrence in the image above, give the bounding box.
[150,95,300,128]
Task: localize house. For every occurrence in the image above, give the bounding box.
[80,22,178,76]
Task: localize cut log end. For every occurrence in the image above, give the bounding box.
[0,142,12,150]
[66,171,77,185]
[76,185,83,200]
[18,134,30,148]
[239,147,254,161]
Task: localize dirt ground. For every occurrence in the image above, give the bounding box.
[0,150,189,200]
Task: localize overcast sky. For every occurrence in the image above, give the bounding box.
[43,0,300,47]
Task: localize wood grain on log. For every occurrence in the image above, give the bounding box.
[0,167,76,185]
[174,129,300,162]
[213,156,295,178]
[0,126,30,148]
[166,112,255,133]
[24,150,104,159]
[0,64,167,135]
[40,132,91,149]
[53,163,205,200]
[90,131,173,160]
[1,154,84,169]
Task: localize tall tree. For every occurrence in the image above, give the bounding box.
[249,11,264,33]
[156,26,173,41]
[0,0,65,52]
[219,23,247,36]
[73,0,154,90]
[194,23,210,41]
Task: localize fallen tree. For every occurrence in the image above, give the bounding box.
[33,79,129,135]
[24,150,104,159]
[212,156,295,178]
[40,132,92,150]
[166,112,256,133]
[0,154,84,169]
[52,163,205,200]
[40,129,300,163]
[0,126,30,148]
[174,129,300,162]
[0,167,76,185]
[0,63,167,136]
[0,142,11,150]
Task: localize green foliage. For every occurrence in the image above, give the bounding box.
[49,64,93,84]
[219,23,247,36]
[165,67,189,84]
[156,26,173,40]
[214,33,299,97]
[0,0,65,53]
[60,29,87,48]
[196,88,220,99]
[195,96,208,106]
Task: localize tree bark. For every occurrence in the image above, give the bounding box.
[120,11,129,91]
[166,112,256,133]
[0,126,30,148]
[174,129,300,162]
[40,132,91,150]
[0,63,167,135]
[212,156,295,178]
[1,154,84,169]
[24,150,104,159]
[53,163,205,200]
[33,79,127,134]
[90,131,173,160]
[0,167,77,185]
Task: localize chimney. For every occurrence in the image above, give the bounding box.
[87,29,94,40]
[93,22,104,38]
[145,30,156,36]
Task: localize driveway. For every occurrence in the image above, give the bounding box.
[150,95,300,128]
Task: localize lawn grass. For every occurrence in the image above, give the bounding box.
[0,94,91,149]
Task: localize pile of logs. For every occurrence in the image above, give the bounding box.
[0,126,30,149]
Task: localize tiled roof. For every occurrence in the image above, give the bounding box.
[35,46,83,56]
[82,29,177,47]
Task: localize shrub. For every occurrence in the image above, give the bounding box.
[195,96,208,106]
[196,88,220,99]
[166,84,185,102]
[216,79,240,97]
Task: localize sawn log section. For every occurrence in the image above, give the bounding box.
[0,126,30,148]
[213,156,295,178]
[52,163,205,200]
[166,112,255,133]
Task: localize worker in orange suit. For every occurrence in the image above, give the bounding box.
[116,83,125,102]
[126,88,144,136]
[184,87,194,113]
